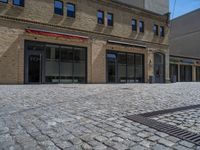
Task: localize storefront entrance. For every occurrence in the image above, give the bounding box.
[180,65,192,82]
[25,41,87,84]
[27,51,43,83]
[196,67,200,82]
[154,53,165,83]
[107,50,144,83]
[170,64,178,82]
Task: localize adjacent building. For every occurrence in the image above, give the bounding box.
[116,0,169,15]
[170,9,200,82]
[0,0,169,84]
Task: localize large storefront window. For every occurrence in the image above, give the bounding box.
[170,64,178,82]
[25,41,87,84]
[180,65,192,82]
[107,51,144,83]
[196,67,200,82]
[45,45,60,83]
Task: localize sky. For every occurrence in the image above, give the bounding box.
[170,0,200,19]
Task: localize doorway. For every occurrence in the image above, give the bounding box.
[154,53,165,83]
[28,52,42,83]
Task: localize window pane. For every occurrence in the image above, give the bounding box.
[107,13,113,26]
[153,24,158,35]
[127,54,135,83]
[160,26,165,37]
[67,3,75,17]
[107,53,117,83]
[118,53,127,83]
[54,0,63,15]
[170,64,178,82]
[45,45,60,83]
[97,10,104,24]
[135,54,144,83]
[13,0,24,6]
[132,19,137,31]
[196,67,200,82]
[60,46,73,83]
[73,47,86,83]
[139,21,144,33]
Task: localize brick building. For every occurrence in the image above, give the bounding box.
[0,0,169,84]
[170,9,200,82]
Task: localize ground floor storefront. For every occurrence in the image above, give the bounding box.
[25,40,87,84]
[170,56,200,82]
[0,25,170,84]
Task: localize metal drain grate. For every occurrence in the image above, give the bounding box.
[125,104,200,146]
[140,104,200,117]
[126,115,200,146]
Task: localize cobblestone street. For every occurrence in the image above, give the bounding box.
[1,83,200,150]
[152,108,200,134]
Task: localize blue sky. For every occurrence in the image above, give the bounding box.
[170,0,200,19]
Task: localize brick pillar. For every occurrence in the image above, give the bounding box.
[147,49,154,83]
[192,65,196,82]
[165,52,170,83]
[178,64,180,82]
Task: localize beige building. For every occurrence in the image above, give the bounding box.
[170,9,200,82]
[0,0,169,84]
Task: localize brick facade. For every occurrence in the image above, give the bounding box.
[0,0,169,84]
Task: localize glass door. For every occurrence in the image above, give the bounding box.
[170,64,178,82]
[107,53,117,83]
[196,67,200,82]
[28,52,43,83]
[180,65,192,82]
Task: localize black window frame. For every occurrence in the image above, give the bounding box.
[97,10,104,25]
[107,12,114,27]
[0,0,8,4]
[153,24,159,36]
[132,19,137,32]
[139,21,144,33]
[106,50,145,83]
[160,26,165,37]
[13,0,24,7]
[67,2,76,18]
[54,0,63,16]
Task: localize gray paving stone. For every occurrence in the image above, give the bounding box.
[173,145,192,150]
[147,135,160,142]
[81,143,93,150]
[179,140,195,148]
[0,83,200,149]
[151,144,172,150]
[130,145,147,150]
[158,139,175,147]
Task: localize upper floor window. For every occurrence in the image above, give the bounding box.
[97,10,104,24]
[67,3,75,18]
[0,0,8,3]
[54,0,63,15]
[107,13,113,26]
[153,24,159,36]
[160,26,165,37]
[13,0,24,7]
[132,19,137,31]
[139,21,144,33]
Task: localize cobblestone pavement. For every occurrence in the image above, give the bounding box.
[152,108,200,134]
[1,83,200,150]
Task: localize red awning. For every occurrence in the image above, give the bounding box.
[25,28,89,41]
